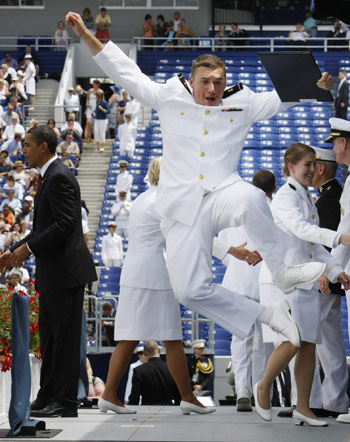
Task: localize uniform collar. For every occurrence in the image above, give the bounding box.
[287,176,313,204]
[319,178,337,193]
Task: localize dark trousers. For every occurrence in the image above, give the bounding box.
[37,285,84,408]
[335,104,347,120]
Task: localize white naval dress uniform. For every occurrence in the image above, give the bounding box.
[101,232,123,267]
[114,185,182,341]
[111,200,132,238]
[24,61,36,96]
[118,121,136,157]
[124,98,140,140]
[94,41,304,339]
[115,170,133,201]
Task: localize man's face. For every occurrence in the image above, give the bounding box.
[67,134,73,143]
[174,12,180,20]
[7,105,13,114]
[0,155,6,165]
[109,226,116,234]
[119,194,126,201]
[23,133,44,168]
[194,347,204,358]
[7,191,14,200]
[189,66,226,107]
[311,162,323,188]
[296,24,303,32]
[339,71,346,81]
[333,137,350,165]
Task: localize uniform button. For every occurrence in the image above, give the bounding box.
[180,112,184,115]
[203,130,208,135]
[199,174,204,180]
[200,152,205,157]
[311,214,315,219]
[230,118,233,122]
[205,110,210,115]
[310,242,314,246]
[308,254,313,259]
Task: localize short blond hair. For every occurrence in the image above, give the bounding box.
[148,156,162,186]
[191,54,226,78]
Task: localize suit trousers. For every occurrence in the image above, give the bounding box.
[161,180,287,339]
[37,285,84,408]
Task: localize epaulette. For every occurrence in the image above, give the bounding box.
[222,83,243,99]
[288,183,296,191]
[177,73,192,95]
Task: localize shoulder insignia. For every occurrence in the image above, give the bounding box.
[223,82,243,99]
[288,183,296,191]
[177,73,192,95]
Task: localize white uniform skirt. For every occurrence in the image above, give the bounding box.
[94,119,108,143]
[25,78,36,96]
[260,283,322,344]
[114,286,182,341]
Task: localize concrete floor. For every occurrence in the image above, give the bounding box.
[1,407,350,442]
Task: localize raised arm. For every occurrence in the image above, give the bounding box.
[66,12,104,56]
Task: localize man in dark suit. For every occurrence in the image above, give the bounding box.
[128,341,180,406]
[0,125,97,417]
[335,70,349,120]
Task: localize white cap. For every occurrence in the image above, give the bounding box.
[191,339,206,349]
[325,117,350,142]
[17,71,24,77]
[311,145,336,163]
[24,54,32,59]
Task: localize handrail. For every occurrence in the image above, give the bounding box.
[0,36,72,51]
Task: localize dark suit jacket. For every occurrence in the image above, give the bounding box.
[335,80,349,108]
[128,357,181,406]
[12,159,97,292]
[316,178,344,295]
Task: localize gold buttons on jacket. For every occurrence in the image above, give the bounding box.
[205,110,210,115]
[308,254,313,259]
[203,130,208,135]
[200,152,205,157]
[311,214,315,219]
[199,174,204,180]
[180,112,184,115]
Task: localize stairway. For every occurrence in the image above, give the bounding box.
[76,140,113,251]
[25,79,59,125]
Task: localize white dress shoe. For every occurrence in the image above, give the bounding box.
[275,262,327,294]
[236,389,252,412]
[293,409,328,427]
[98,398,136,414]
[269,299,301,348]
[336,413,350,423]
[180,400,216,415]
[253,382,272,422]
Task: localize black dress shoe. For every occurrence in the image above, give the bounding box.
[30,402,78,418]
[315,409,344,418]
[277,406,295,418]
[30,398,47,411]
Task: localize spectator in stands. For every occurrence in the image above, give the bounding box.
[173,11,181,32]
[86,358,105,397]
[335,69,349,119]
[47,119,61,138]
[0,221,7,252]
[57,132,80,166]
[176,19,194,48]
[128,341,181,406]
[61,151,75,172]
[117,90,129,125]
[61,112,83,138]
[12,259,30,283]
[4,175,24,200]
[2,104,14,126]
[330,17,348,39]
[288,23,309,46]
[115,160,133,200]
[124,343,148,404]
[0,53,18,70]
[25,169,38,194]
[111,191,132,238]
[64,87,80,120]
[124,96,139,140]
[16,196,34,226]
[162,21,176,49]
[101,221,123,267]
[94,89,110,152]
[10,160,27,187]
[82,8,94,33]
[4,221,21,248]
[215,24,228,50]
[1,64,12,86]
[1,133,22,156]
[3,204,15,227]
[9,75,27,104]
[6,96,23,120]
[19,219,30,239]
[0,152,12,176]
[156,15,168,46]
[1,190,21,213]
[6,269,27,294]
[2,114,25,141]
[85,79,101,141]
[143,14,155,49]
[23,55,36,110]
[303,10,317,37]
[75,84,87,133]
[27,119,40,131]
[107,91,120,139]
[95,7,111,44]
[54,20,69,50]
[118,114,135,158]
[228,23,249,47]
[18,46,39,82]
[187,340,213,394]
[0,78,8,104]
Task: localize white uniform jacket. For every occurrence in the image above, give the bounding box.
[111,200,132,229]
[24,61,36,95]
[118,122,136,151]
[94,42,292,227]
[260,177,342,288]
[115,170,133,196]
[125,98,140,123]
[332,168,350,271]
[120,185,172,290]
[101,232,123,264]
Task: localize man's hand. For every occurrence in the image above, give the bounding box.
[66,12,87,38]
[228,242,263,266]
[318,274,330,295]
[10,244,30,267]
[193,385,202,391]
[317,72,333,91]
[340,233,350,247]
[341,102,346,107]
[0,250,12,274]
[338,272,350,291]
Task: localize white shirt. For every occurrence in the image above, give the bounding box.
[115,170,133,195]
[61,121,83,137]
[2,123,25,141]
[101,232,123,264]
[124,98,140,122]
[111,200,132,228]
[64,94,80,112]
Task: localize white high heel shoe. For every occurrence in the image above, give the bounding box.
[253,382,272,422]
[98,398,136,414]
[292,409,328,427]
[180,400,216,415]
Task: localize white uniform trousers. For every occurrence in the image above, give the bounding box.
[161,180,287,338]
[317,294,349,413]
[116,227,128,239]
[104,259,122,267]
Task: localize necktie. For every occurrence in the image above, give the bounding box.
[36,174,42,192]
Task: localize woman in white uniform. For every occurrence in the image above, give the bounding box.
[98,157,214,416]
[255,143,350,427]
[23,55,36,108]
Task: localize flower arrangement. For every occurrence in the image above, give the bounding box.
[0,281,41,372]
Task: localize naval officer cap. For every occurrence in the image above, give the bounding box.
[118,160,129,167]
[108,221,117,227]
[325,118,350,143]
[191,339,206,349]
[311,145,336,163]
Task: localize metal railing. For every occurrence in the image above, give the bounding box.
[21,104,81,128]
[133,36,350,52]
[0,36,72,51]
